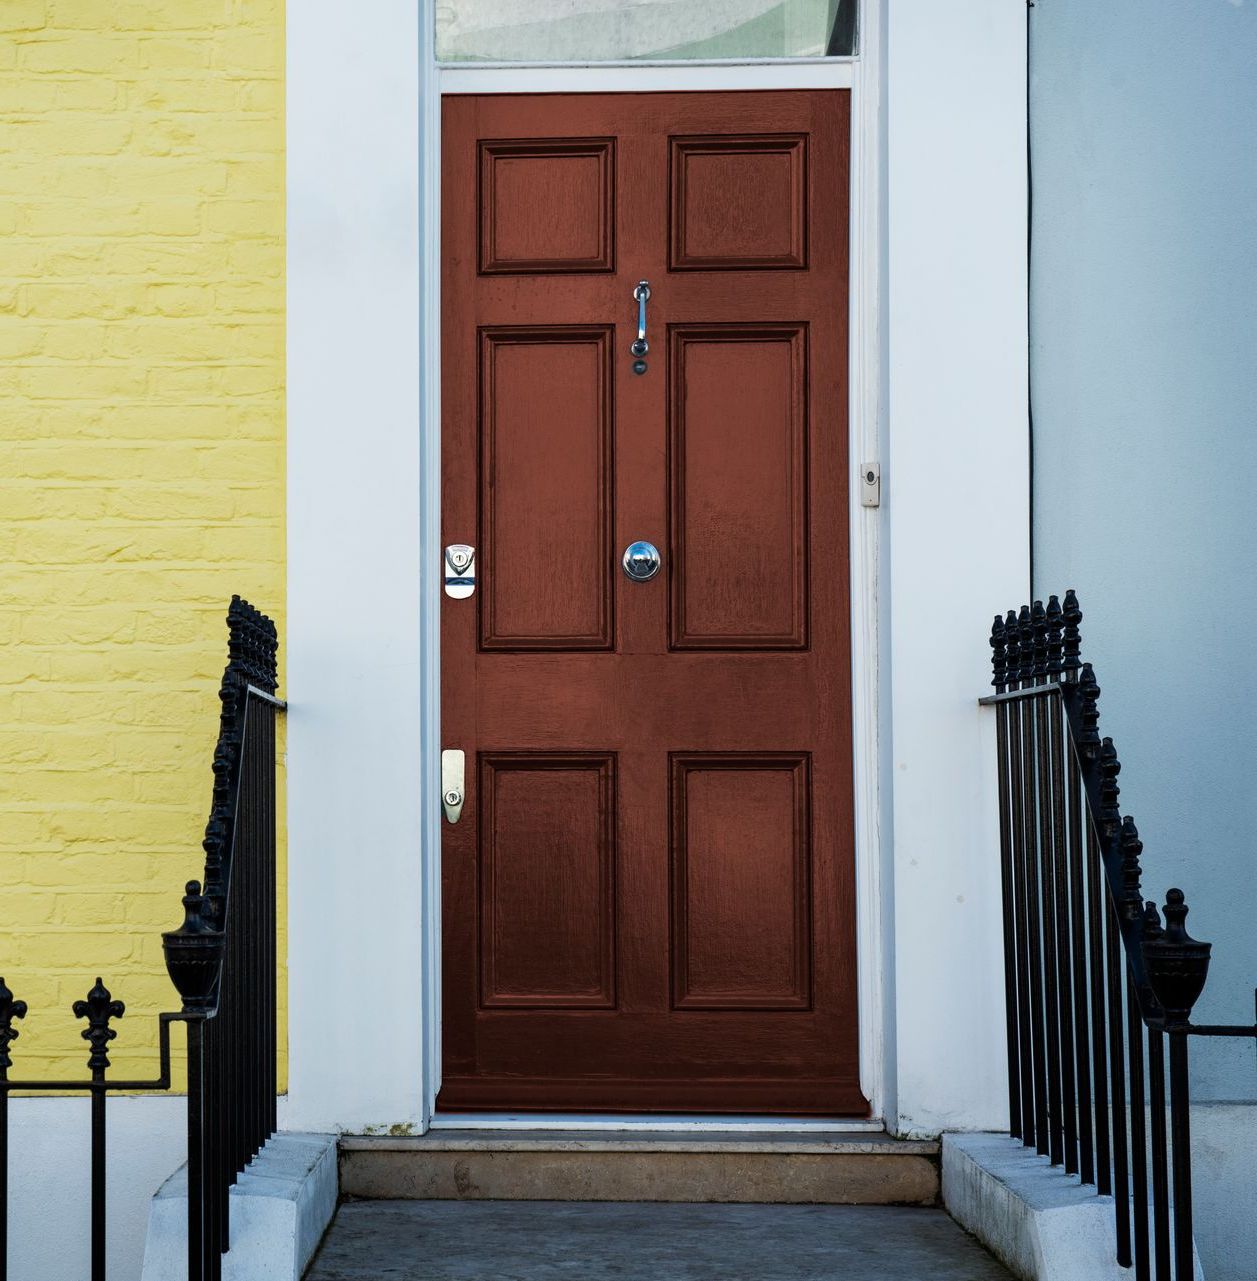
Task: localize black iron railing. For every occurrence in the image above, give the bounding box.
[0,597,283,1281]
[982,592,1257,1281]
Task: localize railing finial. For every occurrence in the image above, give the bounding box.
[1142,889,1212,1025]
[1031,600,1048,682]
[1017,605,1034,689]
[1045,595,1064,679]
[990,614,1008,691]
[1077,662,1102,756]
[73,979,125,1074]
[1119,816,1145,921]
[1098,737,1122,836]
[1062,589,1082,678]
[1143,899,1164,938]
[162,881,225,1013]
[1005,609,1023,687]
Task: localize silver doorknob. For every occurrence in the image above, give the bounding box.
[621,541,661,582]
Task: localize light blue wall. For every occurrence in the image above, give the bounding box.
[1030,0,1257,1103]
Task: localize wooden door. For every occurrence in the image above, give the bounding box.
[440,91,864,1115]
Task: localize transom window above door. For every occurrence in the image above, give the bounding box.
[434,0,858,63]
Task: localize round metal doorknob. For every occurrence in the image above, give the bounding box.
[621,541,661,582]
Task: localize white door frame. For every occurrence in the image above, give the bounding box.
[285,0,1028,1139]
[426,47,887,1129]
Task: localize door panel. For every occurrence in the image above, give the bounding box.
[669,133,808,270]
[669,323,809,649]
[479,752,617,1009]
[441,90,863,1115]
[670,752,812,1011]
[479,138,616,274]
[479,327,614,650]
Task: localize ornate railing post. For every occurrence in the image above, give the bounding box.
[163,880,225,1281]
[73,980,124,1281]
[1143,890,1211,1281]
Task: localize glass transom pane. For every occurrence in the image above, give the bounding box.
[435,0,857,63]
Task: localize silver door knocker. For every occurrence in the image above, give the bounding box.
[631,281,650,375]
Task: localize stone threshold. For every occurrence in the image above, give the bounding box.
[341,1128,939,1156]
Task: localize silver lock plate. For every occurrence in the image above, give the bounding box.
[441,748,465,824]
[444,544,475,599]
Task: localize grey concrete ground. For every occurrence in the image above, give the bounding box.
[305,1200,1013,1280]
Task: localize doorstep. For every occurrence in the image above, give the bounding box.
[339,1128,940,1205]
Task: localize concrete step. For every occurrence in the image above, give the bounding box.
[339,1129,939,1206]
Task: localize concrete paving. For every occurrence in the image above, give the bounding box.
[304,1200,1014,1280]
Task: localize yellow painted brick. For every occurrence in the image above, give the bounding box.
[16,282,146,318]
[224,156,281,196]
[105,157,230,197]
[228,239,282,276]
[1,116,134,153]
[138,38,214,71]
[100,240,224,276]
[37,324,110,360]
[47,0,234,31]
[128,78,240,113]
[0,77,60,111]
[164,117,278,154]
[18,200,146,237]
[17,36,139,75]
[0,0,46,34]
[0,324,44,358]
[238,80,281,114]
[215,32,280,75]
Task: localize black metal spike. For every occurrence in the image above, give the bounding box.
[1077,662,1101,755]
[1062,589,1082,678]
[1031,600,1048,682]
[72,978,125,1074]
[1045,595,1064,680]
[1098,737,1122,836]
[991,614,1008,691]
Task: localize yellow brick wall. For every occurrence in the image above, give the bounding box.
[0,1,284,1084]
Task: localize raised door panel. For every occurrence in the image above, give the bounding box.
[480,327,614,651]
[479,752,617,1009]
[479,138,615,274]
[670,134,807,270]
[670,753,812,1010]
[669,324,809,650]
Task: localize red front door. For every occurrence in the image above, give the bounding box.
[440,90,864,1114]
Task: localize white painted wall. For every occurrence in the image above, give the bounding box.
[286,0,430,1131]
[7,1095,185,1281]
[884,0,1030,1137]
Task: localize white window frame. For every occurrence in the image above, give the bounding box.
[285,0,1028,1140]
